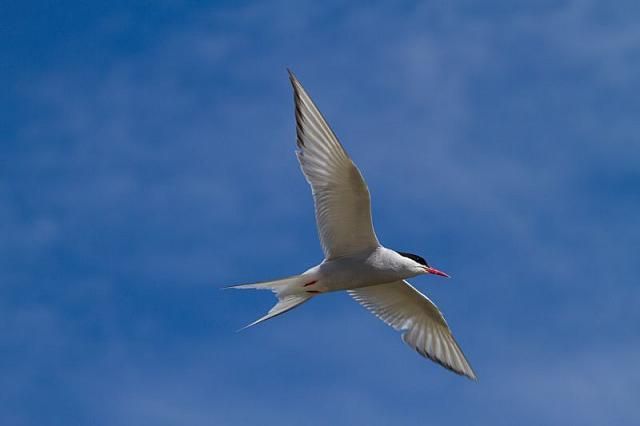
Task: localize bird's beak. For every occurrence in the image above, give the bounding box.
[425,266,450,278]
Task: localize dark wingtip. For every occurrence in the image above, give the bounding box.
[287,68,297,84]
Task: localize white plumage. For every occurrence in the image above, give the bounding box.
[291,73,379,258]
[229,70,476,380]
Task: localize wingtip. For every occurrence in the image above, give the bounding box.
[287,68,300,88]
[458,363,478,382]
[455,356,478,382]
[468,365,479,382]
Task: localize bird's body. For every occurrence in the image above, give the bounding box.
[228,70,476,380]
[302,247,427,293]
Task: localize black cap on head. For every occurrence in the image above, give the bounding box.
[396,251,429,267]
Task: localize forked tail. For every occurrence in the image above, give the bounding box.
[225,274,314,329]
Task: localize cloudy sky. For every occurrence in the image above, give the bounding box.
[3,1,640,425]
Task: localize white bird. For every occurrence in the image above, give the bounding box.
[229,70,476,380]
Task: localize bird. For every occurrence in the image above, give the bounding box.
[228,70,476,380]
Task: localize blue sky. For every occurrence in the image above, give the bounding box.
[3,1,640,425]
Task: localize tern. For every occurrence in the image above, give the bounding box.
[229,70,476,380]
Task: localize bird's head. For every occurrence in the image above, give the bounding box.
[395,251,450,278]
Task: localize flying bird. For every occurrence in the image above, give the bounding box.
[228,70,476,380]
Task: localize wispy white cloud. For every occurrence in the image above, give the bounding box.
[3,1,640,425]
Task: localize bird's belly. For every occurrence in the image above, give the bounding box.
[317,261,408,292]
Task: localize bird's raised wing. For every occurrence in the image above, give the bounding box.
[348,280,476,380]
[289,70,379,259]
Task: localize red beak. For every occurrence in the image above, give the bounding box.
[426,266,450,278]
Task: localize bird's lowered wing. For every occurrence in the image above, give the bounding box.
[348,280,476,380]
[289,70,379,259]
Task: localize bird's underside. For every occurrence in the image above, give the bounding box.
[228,70,476,381]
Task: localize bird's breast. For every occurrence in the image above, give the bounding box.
[316,251,411,292]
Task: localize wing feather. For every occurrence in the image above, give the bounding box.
[349,280,477,380]
[289,70,379,258]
